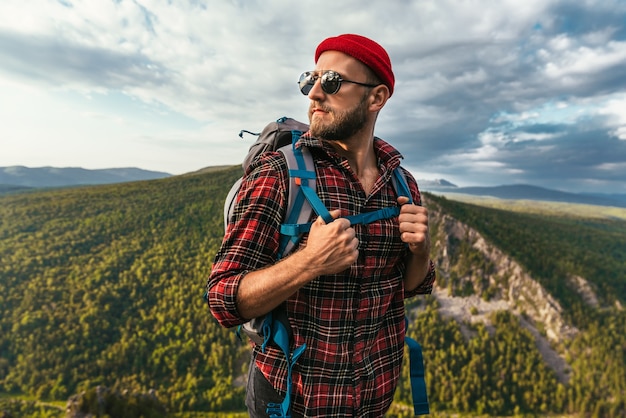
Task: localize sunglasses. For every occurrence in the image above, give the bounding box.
[298,70,379,95]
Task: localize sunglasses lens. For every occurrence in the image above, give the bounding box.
[321,71,340,94]
[299,72,314,95]
[298,71,342,95]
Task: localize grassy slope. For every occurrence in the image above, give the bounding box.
[434,192,626,220]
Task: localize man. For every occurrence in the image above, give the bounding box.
[207,33,436,417]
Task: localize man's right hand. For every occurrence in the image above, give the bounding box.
[235,211,358,320]
[303,209,359,275]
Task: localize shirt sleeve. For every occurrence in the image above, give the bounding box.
[405,259,436,298]
[206,152,288,328]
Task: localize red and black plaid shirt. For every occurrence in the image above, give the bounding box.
[208,134,435,416]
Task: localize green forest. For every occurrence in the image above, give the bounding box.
[0,167,625,417]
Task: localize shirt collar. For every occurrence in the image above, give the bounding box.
[296,132,404,170]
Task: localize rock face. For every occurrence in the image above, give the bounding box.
[425,197,582,383]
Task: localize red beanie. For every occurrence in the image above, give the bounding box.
[315,34,395,96]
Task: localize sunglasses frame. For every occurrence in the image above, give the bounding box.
[298,70,379,95]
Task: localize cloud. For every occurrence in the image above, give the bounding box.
[0,0,625,193]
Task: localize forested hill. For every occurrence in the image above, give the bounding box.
[0,166,625,417]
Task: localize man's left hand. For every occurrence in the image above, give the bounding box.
[397,196,430,256]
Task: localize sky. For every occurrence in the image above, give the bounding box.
[1,0,625,194]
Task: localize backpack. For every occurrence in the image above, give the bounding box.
[224,116,429,417]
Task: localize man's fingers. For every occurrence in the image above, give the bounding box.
[397,196,410,205]
[329,209,342,220]
[315,209,341,225]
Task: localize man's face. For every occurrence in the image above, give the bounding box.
[307,51,373,141]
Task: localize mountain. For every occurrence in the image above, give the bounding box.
[0,166,625,417]
[0,166,172,189]
[417,178,458,189]
[420,181,626,208]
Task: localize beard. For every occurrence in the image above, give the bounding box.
[309,96,368,141]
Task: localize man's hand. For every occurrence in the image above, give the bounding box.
[302,209,359,275]
[236,209,358,319]
[397,196,432,291]
[397,196,430,256]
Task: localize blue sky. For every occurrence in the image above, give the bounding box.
[1,0,625,194]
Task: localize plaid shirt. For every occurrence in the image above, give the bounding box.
[208,133,435,417]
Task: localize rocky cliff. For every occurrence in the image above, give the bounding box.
[424,196,599,383]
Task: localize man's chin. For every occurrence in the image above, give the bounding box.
[309,119,323,137]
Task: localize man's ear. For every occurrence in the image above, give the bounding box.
[368,85,390,111]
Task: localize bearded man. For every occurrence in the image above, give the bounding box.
[207,34,436,417]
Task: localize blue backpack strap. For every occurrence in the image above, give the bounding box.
[280,166,414,235]
[396,171,429,414]
[405,318,429,415]
[265,320,306,417]
[391,166,413,205]
[264,130,310,417]
[277,132,332,257]
[283,206,403,236]
[276,131,310,257]
[345,206,399,225]
[290,140,333,223]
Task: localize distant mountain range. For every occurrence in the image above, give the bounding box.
[418,179,626,208]
[0,166,172,192]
